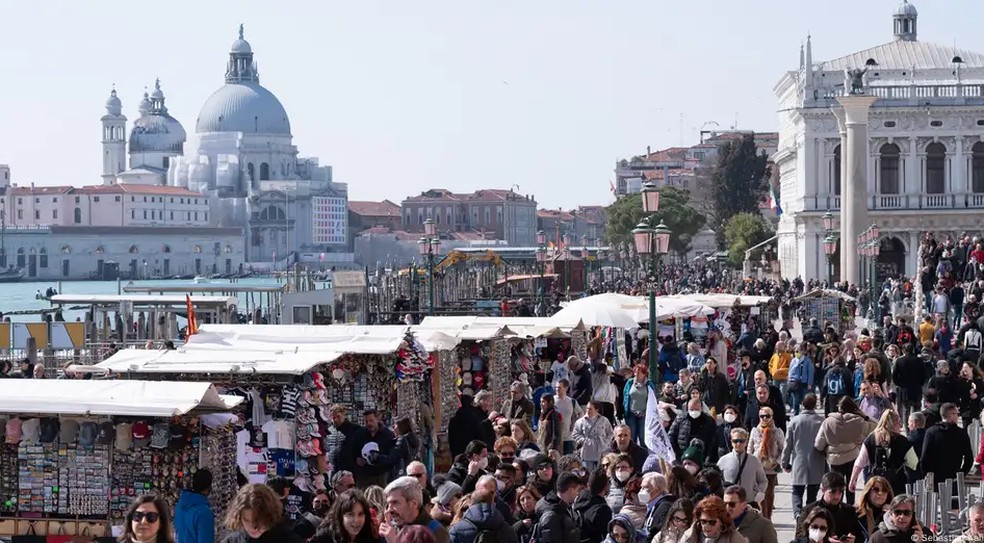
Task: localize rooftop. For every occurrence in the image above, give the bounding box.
[821,40,984,71]
[403,188,533,204]
[347,200,401,217]
[75,184,206,197]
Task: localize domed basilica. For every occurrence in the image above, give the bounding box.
[100,25,349,262]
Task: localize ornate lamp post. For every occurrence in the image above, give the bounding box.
[635,181,672,377]
[418,218,441,316]
[535,229,547,305]
[822,211,838,285]
[562,232,572,294]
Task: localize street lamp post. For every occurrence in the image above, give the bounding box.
[418,218,441,316]
[856,223,880,323]
[536,230,547,306]
[635,181,672,378]
[822,211,838,286]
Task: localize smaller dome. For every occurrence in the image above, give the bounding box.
[231,38,252,54]
[130,114,187,154]
[138,92,151,116]
[895,0,917,17]
[150,78,165,100]
[105,89,122,114]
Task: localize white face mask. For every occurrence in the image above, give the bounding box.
[615,470,631,482]
[637,490,652,504]
[688,410,701,419]
[808,527,826,542]
[685,464,699,475]
[724,413,737,423]
[476,457,489,470]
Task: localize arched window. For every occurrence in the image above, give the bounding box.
[247,163,255,182]
[39,248,47,269]
[128,245,139,254]
[16,248,24,268]
[258,206,286,221]
[880,143,901,194]
[925,142,946,194]
[832,145,841,195]
[972,142,984,193]
[260,162,270,180]
[73,207,82,224]
[162,245,171,253]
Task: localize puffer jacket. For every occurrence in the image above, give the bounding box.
[535,492,579,543]
[814,412,876,466]
[449,501,519,543]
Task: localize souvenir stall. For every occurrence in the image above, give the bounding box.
[793,289,857,337]
[0,380,240,541]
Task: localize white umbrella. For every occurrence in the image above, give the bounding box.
[550,293,644,328]
[632,296,716,323]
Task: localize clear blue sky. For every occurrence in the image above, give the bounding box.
[1,0,981,209]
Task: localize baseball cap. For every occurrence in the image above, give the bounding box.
[96,421,116,446]
[78,421,98,447]
[39,418,59,443]
[60,419,80,445]
[132,421,151,448]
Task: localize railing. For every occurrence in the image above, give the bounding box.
[820,83,984,102]
[803,192,984,211]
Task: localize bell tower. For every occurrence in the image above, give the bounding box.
[101,87,127,185]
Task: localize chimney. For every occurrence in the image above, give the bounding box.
[646,145,651,156]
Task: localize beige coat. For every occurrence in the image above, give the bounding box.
[749,424,785,475]
[814,412,877,466]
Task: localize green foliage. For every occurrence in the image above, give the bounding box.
[605,187,706,255]
[724,212,773,267]
[710,134,770,241]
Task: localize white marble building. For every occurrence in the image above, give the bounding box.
[774,1,984,281]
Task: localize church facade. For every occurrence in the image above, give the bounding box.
[100,26,348,262]
[773,1,984,281]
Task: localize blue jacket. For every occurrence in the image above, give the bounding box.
[622,378,656,415]
[174,490,215,543]
[788,355,815,388]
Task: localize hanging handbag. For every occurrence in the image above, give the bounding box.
[12,518,46,543]
[46,519,78,543]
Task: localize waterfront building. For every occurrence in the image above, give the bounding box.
[347,200,402,249]
[400,188,537,246]
[774,1,984,280]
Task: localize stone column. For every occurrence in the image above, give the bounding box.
[955,136,965,195]
[831,107,848,279]
[837,95,877,286]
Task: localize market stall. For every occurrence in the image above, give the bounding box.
[793,289,858,337]
[0,380,241,540]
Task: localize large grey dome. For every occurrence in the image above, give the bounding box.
[195,82,291,135]
[130,113,187,153]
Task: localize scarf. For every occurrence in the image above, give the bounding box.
[757,423,773,459]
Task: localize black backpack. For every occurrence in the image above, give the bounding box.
[465,520,501,543]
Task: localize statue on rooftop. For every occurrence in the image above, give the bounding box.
[845,67,868,95]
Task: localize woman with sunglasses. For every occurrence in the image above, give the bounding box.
[748,406,784,520]
[868,495,923,543]
[793,507,834,543]
[119,495,174,543]
[652,499,694,543]
[855,476,894,543]
[680,495,747,543]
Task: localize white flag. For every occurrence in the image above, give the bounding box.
[644,387,676,463]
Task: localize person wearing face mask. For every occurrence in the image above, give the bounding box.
[605,454,636,513]
[175,468,215,543]
[668,399,719,464]
[447,440,491,494]
[792,508,834,543]
[716,428,766,509]
[573,469,614,543]
[639,472,674,539]
[716,405,743,458]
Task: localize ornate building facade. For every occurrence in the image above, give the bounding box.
[774,1,984,281]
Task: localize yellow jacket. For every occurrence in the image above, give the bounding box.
[769,352,792,381]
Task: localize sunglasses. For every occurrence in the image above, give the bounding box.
[893,509,913,518]
[724,502,739,508]
[699,518,719,526]
[871,487,888,494]
[132,511,160,523]
[759,414,771,419]
[408,473,426,479]
[672,516,688,524]
[732,439,746,444]
[809,525,828,531]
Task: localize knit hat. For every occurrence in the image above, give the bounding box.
[432,481,463,507]
[680,438,705,466]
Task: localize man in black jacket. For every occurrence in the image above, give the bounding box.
[744,381,787,434]
[608,425,648,473]
[572,469,612,543]
[448,393,496,458]
[351,409,395,488]
[798,472,857,540]
[892,343,926,424]
[927,361,958,404]
[922,403,974,488]
[669,398,719,463]
[328,404,361,473]
[536,472,582,543]
[803,318,824,345]
[568,357,593,407]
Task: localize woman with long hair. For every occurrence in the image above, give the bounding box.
[855,476,894,542]
[748,405,784,520]
[849,410,916,496]
[382,417,420,480]
[311,490,379,543]
[792,507,834,543]
[697,357,731,416]
[957,361,984,429]
[222,483,303,543]
[118,495,174,543]
[680,495,747,543]
[512,485,542,543]
[667,465,697,501]
[869,495,924,543]
[623,364,656,445]
[363,486,386,537]
[509,419,540,453]
[652,499,694,543]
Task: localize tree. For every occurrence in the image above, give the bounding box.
[604,187,706,255]
[710,134,770,243]
[724,212,772,267]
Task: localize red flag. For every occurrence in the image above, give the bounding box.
[610,180,616,194]
[185,294,198,342]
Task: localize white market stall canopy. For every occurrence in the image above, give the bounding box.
[793,289,857,302]
[186,324,459,353]
[0,380,242,417]
[551,293,715,328]
[418,316,572,340]
[78,348,342,376]
[665,293,774,308]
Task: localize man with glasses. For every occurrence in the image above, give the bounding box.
[406,461,433,505]
[724,485,777,543]
[797,472,856,543]
[717,428,767,508]
[330,470,356,500]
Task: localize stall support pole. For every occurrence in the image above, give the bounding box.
[427,251,435,316]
